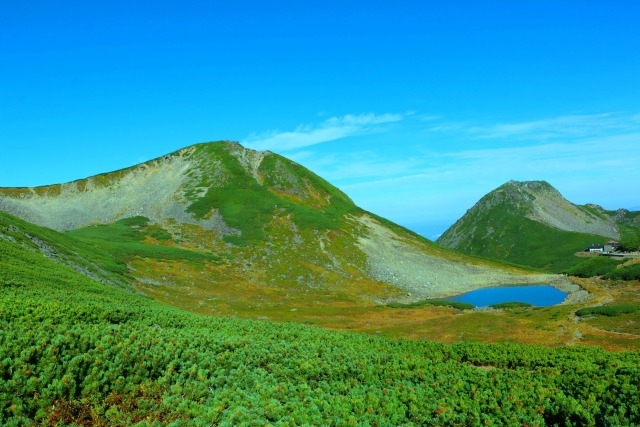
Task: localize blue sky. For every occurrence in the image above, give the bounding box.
[1,1,639,238]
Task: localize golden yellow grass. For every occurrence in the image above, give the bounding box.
[131,255,639,351]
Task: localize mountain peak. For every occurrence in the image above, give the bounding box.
[0,140,352,235]
[505,179,550,187]
[437,180,628,270]
[474,180,618,237]
[501,180,561,197]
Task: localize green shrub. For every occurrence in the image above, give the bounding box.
[576,305,640,317]
[618,236,640,252]
[563,257,622,277]
[603,263,640,280]
[388,299,475,310]
[490,302,533,309]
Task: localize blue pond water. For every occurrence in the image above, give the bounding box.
[448,285,567,307]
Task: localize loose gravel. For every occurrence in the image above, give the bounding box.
[356,214,574,299]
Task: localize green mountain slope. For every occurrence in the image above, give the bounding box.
[0,142,558,316]
[0,210,130,289]
[2,211,639,425]
[437,180,640,272]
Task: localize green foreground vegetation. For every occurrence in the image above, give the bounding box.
[2,213,640,426]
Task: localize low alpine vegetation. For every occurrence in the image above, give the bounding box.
[2,221,640,426]
[576,305,640,317]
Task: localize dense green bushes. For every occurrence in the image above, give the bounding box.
[3,277,640,426]
[563,256,640,280]
[563,257,622,277]
[618,235,640,252]
[576,305,640,317]
[490,302,533,309]
[603,263,640,280]
[2,212,640,426]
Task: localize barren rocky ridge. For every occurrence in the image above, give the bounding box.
[518,181,619,239]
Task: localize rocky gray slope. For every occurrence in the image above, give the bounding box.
[0,145,237,233]
[356,215,566,299]
[515,181,619,239]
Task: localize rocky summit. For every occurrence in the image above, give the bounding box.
[0,142,555,316]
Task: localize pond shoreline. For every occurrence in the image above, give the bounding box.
[552,280,591,305]
[383,275,590,307]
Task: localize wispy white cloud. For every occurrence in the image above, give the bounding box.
[324,113,404,126]
[289,150,425,182]
[337,132,640,190]
[241,111,640,237]
[319,129,640,230]
[297,113,640,190]
[243,113,405,151]
[447,133,640,175]
[427,112,640,141]
[417,114,442,122]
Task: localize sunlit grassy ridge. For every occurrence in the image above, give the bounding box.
[561,255,640,281]
[2,212,640,426]
[576,305,640,317]
[185,143,358,245]
[564,257,623,278]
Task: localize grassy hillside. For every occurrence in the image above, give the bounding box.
[184,143,358,245]
[2,210,640,426]
[0,211,130,284]
[67,216,219,264]
[436,188,609,272]
[442,209,609,272]
[438,180,640,273]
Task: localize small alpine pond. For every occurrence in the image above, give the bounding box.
[448,285,567,307]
